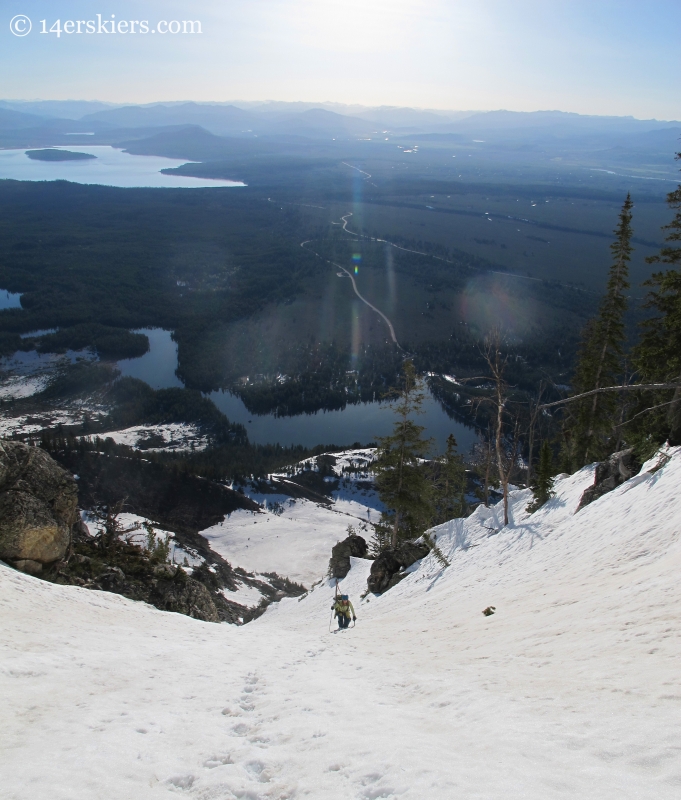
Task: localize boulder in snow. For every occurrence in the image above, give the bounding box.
[328,533,368,579]
[577,448,641,511]
[150,572,220,623]
[367,539,430,594]
[0,440,77,571]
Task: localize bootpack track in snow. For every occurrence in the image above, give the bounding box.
[2,446,681,799]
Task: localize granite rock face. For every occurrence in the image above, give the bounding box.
[0,441,78,570]
[328,533,369,579]
[577,448,641,511]
[82,557,220,622]
[367,540,430,594]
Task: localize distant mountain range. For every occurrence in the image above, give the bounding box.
[0,99,678,137]
[0,100,678,165]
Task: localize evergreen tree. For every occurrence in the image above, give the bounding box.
[562,194,633,468]
[373,361,433,550]
[430,434,467,525]
[526,440,555,513]
[632,153,681,448]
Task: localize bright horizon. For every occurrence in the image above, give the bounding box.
[3,1,680,121]
[4,100,680,125]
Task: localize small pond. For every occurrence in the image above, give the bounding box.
[116,329,184,390]
[0,291,22,310]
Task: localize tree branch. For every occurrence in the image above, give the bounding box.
[540,383,681,409]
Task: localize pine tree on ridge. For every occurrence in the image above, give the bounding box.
[562,194,633,469]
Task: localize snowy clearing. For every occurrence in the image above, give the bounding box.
[1,447,680,798]
[90,422,209,452]
[80,510,205,569]
[0,374,49,400]
[0,407,106,438]
[202,450,382,585]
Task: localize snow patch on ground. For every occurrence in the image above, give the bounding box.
[0,374,49,400]
[91,423,209,452]
[220,581,268,609]
[0,407,106,438]
[81,510,204,568]
[201,502,360,586]
[202,450,382,586]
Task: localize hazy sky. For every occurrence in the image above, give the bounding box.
[4,0,680,119]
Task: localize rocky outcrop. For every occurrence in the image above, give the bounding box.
[47,529,222,623]
[0,440,77,572]
[577,448,642,511]
[41,521,306,624]
[89,560,220,622]
[367,540,430,594]
[328,533,368,579]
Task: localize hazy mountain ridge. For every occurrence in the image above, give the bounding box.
[1,100,678,141]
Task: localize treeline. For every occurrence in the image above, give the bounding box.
[372,156,681,549]
[236,342,403,416]
[558,178,681,468]
[104,377,249,444]
[231,318,582,420]
[0,325,148,361]
[40,425,338,486]
[461,164,681,506]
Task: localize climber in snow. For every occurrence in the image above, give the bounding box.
[332,594,356,629]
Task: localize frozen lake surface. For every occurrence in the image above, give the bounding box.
[0,146,245,189]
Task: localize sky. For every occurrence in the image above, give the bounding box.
[3,0,680,119]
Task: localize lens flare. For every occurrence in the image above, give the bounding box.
[351,301,361,368]
[385,245,396,308]
[459,275,536,335]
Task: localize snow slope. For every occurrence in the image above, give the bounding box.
[202,450,382,585]
[2,448,680,799]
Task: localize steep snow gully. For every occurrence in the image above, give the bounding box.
[2,448,681,799]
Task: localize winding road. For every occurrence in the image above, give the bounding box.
[284,160,595,352]
[299,238,401,349]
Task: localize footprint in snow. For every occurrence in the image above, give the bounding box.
[232,722,251,736]
[165,774,196,790]
[246,760,272,783]
[203,754,233,769]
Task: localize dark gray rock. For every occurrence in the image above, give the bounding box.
[58,552,220,623]
[367,550,402,594]
[150,573,220,622]
[0,441,77,568]
[367,540,430,594]
[577,448,642,511]
[393,540,431,569]
[328,533,368,579]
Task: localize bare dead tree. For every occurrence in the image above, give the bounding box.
[526,381,546,488]
[471,329,520,526]
[471,426,496,507]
